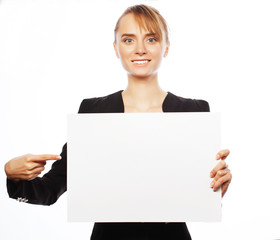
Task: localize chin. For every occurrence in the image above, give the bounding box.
[130,72,154,79]
[129,69,158,78]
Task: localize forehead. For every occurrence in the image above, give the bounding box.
[116,13,150,36]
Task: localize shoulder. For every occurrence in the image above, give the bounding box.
[165,92,210,112]
[78,90,123,113]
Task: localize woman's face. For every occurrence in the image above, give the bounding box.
[114,13,169,79]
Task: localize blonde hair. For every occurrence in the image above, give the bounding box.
[114,4,169,43]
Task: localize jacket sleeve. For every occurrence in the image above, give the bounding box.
[196,99,210,112]
[6,99,89,205]
[6,143,67,205]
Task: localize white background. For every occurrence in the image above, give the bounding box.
[0,0,279,239]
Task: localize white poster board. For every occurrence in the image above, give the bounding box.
[67,112,221,222]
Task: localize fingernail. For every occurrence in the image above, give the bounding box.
[210,181,214,188]
[216,154,220,160]
[57,155,62,159]
[210,172,214,178]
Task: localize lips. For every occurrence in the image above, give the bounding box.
[131,59,151,64]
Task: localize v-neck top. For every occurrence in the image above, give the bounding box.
[78,90,210,114]
[120,90,170,113]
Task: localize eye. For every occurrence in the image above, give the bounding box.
[147,37,157,43]
[123,38,134,43]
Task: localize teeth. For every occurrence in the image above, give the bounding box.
[133,60,149,64]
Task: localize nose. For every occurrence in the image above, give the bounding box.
[135,41,147,56]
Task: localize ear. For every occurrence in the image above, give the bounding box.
[163,42,170,57]
[113,42,120,58]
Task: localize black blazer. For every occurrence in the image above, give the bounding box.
[7,90,209,240]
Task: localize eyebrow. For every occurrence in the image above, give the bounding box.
[121,33,156,38]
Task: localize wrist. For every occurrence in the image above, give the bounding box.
[4,161,18,182]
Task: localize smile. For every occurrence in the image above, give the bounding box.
[131,60,151,65]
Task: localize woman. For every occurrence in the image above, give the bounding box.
[4,4,232,240]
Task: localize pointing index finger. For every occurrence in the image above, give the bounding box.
[28,154,62,162]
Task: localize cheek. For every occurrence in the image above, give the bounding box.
[148,44,165,55]
[118,46,134,70]
[119,45,134,60]
[147,47,165,62]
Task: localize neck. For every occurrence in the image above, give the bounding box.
[122,74,167,111]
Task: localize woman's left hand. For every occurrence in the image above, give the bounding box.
[210,149,232,197]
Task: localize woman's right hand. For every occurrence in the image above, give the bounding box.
[4,154,61,183]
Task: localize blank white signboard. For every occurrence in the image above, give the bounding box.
[67,112,221,222]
